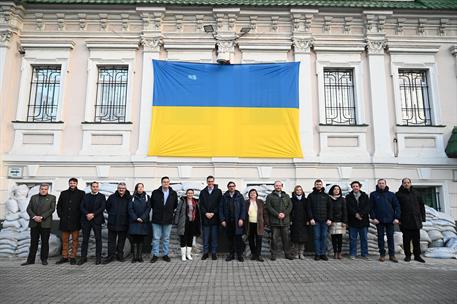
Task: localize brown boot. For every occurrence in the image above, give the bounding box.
[379,255,385,262]
[337,253,342,260]
[389,256,398,263]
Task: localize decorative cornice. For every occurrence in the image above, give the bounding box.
[292,36,313,54]
[365,37,387,55]
[139,34,162,52]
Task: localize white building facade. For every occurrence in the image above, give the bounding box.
[0,0,456,218]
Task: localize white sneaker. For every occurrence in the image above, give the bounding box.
[180,247,186,261]
[186,247,193,260]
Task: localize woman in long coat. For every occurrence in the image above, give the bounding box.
[245,189,267,262]
[290,185,308,259]
[174,189,201,261]
[128,183,151,263]
[329,185,348,260]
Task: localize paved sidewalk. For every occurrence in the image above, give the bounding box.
[0,255,456,304]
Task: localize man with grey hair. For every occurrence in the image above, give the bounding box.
[396,178,426,263]
[265,181,294,260]
[103,182,131,264]
[21,184,56,266]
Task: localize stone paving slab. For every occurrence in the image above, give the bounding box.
[0,256,456,304]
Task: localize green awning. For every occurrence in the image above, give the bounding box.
[445,127,457,158]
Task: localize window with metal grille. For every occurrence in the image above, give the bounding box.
[94,66,128,123]
[27,66,61,122]
[398,69,432,126]
[323,69,357,125]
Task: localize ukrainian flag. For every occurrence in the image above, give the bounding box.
[148,60,303,158]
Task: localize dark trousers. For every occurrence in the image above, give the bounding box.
[226,222,243,258]
[402,228,421,257]
[27,226,50,263]
[180,220,197,247]
[248,222,262,257]
[331,234,343,253]
[81,223,102,259]
[271,226,291,258]
[130,235,145,244]
[107,230,127,258]
[202,224,218,254]
[376,223,395,257]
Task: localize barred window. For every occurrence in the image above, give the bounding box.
[95,66,128,123]
[323,69,357,125]
[27,66,61,122]
[398,70,432,126]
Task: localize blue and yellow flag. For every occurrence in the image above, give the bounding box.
[148,60,303,158]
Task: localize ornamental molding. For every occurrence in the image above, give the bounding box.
[139,34,162,52]
[365,37,387,55]
[292,36,314,54]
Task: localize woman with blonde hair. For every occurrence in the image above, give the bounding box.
[290,185,308,259]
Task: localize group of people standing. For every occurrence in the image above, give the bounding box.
[20,175,426,266]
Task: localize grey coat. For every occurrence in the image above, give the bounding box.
[27,194,56,229]
[174,197,201,236]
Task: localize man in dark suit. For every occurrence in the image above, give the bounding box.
[150,176,178,263]
[78,181,106,265]
[56,177,85,265]
[21,183,56,266]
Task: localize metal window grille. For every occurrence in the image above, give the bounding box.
[94,66,128,123]
[323,69,357,125]
[27,66,61,122]
[398,70,432,126]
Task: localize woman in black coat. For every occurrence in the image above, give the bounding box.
[328,185,347,260]
[290,185,308,259]
[128,183,151,263]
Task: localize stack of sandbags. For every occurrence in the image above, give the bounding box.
[77,183,130,258]
[243,184,274,202]
[0,184,61,258]
[423,206,457,259]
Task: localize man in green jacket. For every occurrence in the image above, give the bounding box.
[21,184,56,266]
[265,181,294,261]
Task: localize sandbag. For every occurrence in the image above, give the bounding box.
[424,247,457,259]
[446,237,457,250]
[435,212,456,225]
[20,211,30,220]
[430,239,445,247]
[0,239,17,247]
[438,226,457,233]
[12,184,29,200]
[420,230,431,243]
[428,230,443,241]
[18,218,29,229]
[5,199,19,213]
[2,220,21,229]
[442,231,457,243]
[420,242,429,252]
[5,213,21,221]
[17,198,29,213]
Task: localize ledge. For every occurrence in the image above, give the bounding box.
[396,125,447,134]
[318,124,369,133]
[81,122,133,131]
[12,121,64,131]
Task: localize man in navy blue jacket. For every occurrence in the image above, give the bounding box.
[370,179,401,263]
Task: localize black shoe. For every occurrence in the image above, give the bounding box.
[250,255,257,261]
[212,254,217,260]
[102,257,114,265]
[237,256,244,262]
[257,256,264,262]
[137,243,144,263]
[201,253,209,260]
[404,255,411,262]
[41,260,48,265]
[225,255,234,262]
[314,255,320,261]
[414,256,426,263]
[21,261,34,266]
[285,255,295,260]
[77,257,87,266]
[95,258,102,265]
[70,258,76,265]
[150,256,158,263]
[162,255,171,262]
[320,255,328,261]
[117,255,125,262]
[270,256,276,261]
[56,258,68,264]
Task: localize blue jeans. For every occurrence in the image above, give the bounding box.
[313,222,328,256]
[151,224,172,257]
[376,223,395,257]
[202,225,218,254]
[349,226,368,257]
